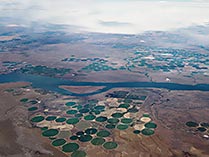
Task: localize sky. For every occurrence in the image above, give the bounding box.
[0,0,209,34]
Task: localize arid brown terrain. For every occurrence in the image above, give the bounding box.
[1,82,209,157]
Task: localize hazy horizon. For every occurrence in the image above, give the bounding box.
[1,0,209,34]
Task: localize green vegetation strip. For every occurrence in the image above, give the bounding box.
[103,142,118,150]
[42,129,59,137]
[31,116,44,122]
[62,143,79,152]
[52,139,66,146]
[91,137,105,145]
[71,150,86,157]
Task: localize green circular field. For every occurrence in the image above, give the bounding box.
[127,108,139,113]
[71,105,83,110]
[95,116,107,122]
[144,122,157,128]
[42,129,59,137]
[65,102,76,106]
[78,135,92,142]
[79,108,89,114]
[124,99,132,103]
[133,130,140,134]
[111,113,124,118]
[186,121,199,127]
[97,130,111,137]
[75,105,83,110]
[66,118,79,124]
[85,128,97,134]
[103,142,118,150]
[70,135,78,140]
[118,103,130,109]
[141,128,155,136]
[84,114,96,121]
[46,116,57,121]
[66,110,78,115]
[76,131,84,136]
[62,143,79,152]
[52,139,66,146]
[117,124,128,130]
[143,113,150,117]
[197,127,206,132]
[105,124,116,129]
[71,150,86,157]
[49,137,56,140]
[41,127,48,131]
[74,113,83,118]
[20,98,28,103]
[91,137,105,145]
[121,118,133,124]
[55,117,66,123]
[200,122,209,128]
[94,105,105,111]
[92,110,100,115]
[31,115,45,122]
[30,100,38,104]
[107,118,119,124]
[28,106,38,111]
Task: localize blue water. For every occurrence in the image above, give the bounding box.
[0,72,209,96]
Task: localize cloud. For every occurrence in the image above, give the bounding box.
[0,0,209,34]
[99,20,132,27]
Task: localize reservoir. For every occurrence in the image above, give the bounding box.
[0,72,209,96]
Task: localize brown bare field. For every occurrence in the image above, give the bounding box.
[0,82,67,157]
